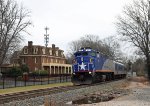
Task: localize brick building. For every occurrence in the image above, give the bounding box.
[11,41,72,75]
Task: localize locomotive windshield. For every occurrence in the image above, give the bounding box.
[74,51,96,57]
[74,52,88,56]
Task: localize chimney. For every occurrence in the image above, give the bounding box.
[28,41,33,54]
[52,44,55,56]
[52,44,55,49]
[28,41,33,47]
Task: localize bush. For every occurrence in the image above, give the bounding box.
[32,70,49,76]
[21,64,29,73]
[9,67,22,77]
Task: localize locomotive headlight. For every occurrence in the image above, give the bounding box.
[90,58,93,63]
[90,58,92,62]
[89,72,92,74]
[73,59,77,64]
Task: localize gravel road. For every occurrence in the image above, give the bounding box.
[81,77,150,106]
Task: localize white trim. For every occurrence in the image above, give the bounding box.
[20,55,65,59]
[42,63,72,67]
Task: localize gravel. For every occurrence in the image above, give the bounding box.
[80,77,150,106]
[84,87,150,106]
[1,79,129,106]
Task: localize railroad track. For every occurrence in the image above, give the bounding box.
[0,84,90,104]
[0,79,125,104]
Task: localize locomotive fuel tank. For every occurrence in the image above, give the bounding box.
[71,72,93,85]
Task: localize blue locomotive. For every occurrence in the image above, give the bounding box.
[71,47,126,85]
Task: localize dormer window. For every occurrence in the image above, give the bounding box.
[56,51,58,56]
[33,48,38,54]
[24,48,28,54]
[61,51,63,57]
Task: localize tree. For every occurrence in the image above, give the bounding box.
[0,0,31,66]
[102,36,125,61]
[21,64,29,73]
[67,35,105,58]
[116,0,150,79]
[132,58,145,76]
[67,35,123,62]
[10,67,22,77]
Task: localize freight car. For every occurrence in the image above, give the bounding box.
[71,47,126,85]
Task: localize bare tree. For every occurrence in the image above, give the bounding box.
[132,58,146,76]
[102,36,124,62]
[0,0,31,65]
[67,35,123,63]
[116,0,150,79]
[67,35,103,57]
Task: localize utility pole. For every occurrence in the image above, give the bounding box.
[44,27,49,48]
[44,27,50,75]
[148,1,150,21]
[148,0,150,78]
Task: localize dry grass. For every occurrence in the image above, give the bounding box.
[128,76,149,83]
[44,96,57,106]
[44,96,65,106]
[0,82,72,95]
[121,81,130,88]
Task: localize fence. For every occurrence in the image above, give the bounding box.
[0,74,71,89]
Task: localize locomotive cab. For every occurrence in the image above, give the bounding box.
[71,47,96,84]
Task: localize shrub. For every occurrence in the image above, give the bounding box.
[21,64,29,73]
[32,70,49,76]
[9,67,22,77]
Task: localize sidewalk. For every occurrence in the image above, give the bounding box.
[81,77,150,106]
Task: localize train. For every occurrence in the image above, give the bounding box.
[71,47,126,85]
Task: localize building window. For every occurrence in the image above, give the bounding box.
[35,67,38,71]
[56,59,58,63]
[49,50,52,55]
[35,57,37,63]
[24,48,28,54]
[33,48,38,54]
[47,58,48,63]
[51,59,53,63]
[56,51,58,56]
[43,58,45,63]
[22,58,25,64]
[42,48,45,54]
[62,60,65,64]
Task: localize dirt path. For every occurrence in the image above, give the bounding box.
[80,77,150,106]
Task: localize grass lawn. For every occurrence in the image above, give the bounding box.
[0,82,73,95]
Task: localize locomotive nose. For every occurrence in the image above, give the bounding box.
[71,73,93,85]
[73,56,95,72]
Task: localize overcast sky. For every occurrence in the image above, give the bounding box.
[16,0,132,54]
